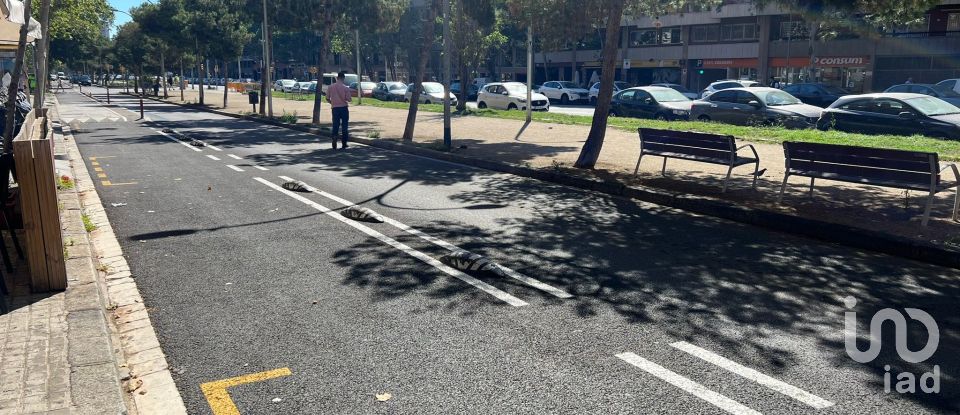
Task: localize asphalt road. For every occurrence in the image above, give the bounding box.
[60,87,959,414]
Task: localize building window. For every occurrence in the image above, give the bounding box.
[720,23,758,41]
[660,27,682,44]
[779,20,808,40]
[629,29,658,47]
[690,25,719,43]
[949,13,960,32]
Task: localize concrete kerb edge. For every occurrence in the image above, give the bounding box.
[141,94,960,269]
[57,103,188,415]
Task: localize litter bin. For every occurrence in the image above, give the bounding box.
[248,91,258,112]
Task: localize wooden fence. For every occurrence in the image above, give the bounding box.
[13,108,66,292]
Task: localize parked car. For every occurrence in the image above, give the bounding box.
[538,81,590,104]
[781,83,849,107]
[348,81,376,98]
[649,83,699,100]
[936,78,960,94]
[274,79,297,92]
[817,93,960,139]
[588,81,631,105]
[293,81,314,94]
[700,79,760,99]
[884,83,960,107]
[320,72,359,95]
[451,82,479,100]
[691,87,821,128]
[305,82,317,93]
[78,75,92,86]
[477,82,549,111]
[373,82,407,101]
[609,86,692,120]
[404,82,458,105]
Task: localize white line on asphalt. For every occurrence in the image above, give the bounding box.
[80,93,129,121]
[206,155,221,161]
[254,177,528,307]
[277,175,573,299]
[253,165,269,171]
[205,144,223,151]
[226,165,245,172]
[156,130,202,152]
[227,154,243,160]
[616,353,761,415]
[670,342,834,409]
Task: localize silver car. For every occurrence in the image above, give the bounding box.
[404,82,458,105]
[691,87,822,128]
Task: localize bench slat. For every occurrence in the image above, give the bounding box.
[785,142,935,164]
[788,159,935,187]
[643,142,734,161]
[786,149,932,172]
[639,128,732,151]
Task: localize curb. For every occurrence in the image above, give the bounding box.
[135,94,960,269]
[57,104,188,414]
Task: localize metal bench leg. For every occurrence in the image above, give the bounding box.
[921,190,936,227]
[777,174,790,203]
[633,154,644,175]
[661,157,668,176]
[722,165,734,193]
[953,187,959,222]
[752,160,760,189]
[808,178,815,198]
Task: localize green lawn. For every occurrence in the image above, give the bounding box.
[357,98,960,161]
[271,91,316,101]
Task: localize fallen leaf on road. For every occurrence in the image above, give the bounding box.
[125,378,143,393]
[311,300,318,305]
[207,186,212,191]
[147,210,155,213]
[271,398,283,403]
[375,393,392,402]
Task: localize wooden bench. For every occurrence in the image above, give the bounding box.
[779,142,959,226]
[635,128,762,192]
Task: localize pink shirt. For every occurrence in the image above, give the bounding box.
[326,81,352,108]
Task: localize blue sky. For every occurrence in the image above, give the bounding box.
[109,0,147,35]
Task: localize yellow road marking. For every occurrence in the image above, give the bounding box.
[94,166,104,172]
[102,181,137,186]
[201,367,292,415]
[91,161,100,167]
[97,173,108,179]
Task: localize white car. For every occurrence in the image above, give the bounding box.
[404,82,458,105]
[274,79,297,92]
[700,79,759,99]
[293,81,313,93]
[937,79,960,94]
[588,81,631,105]
[477,82,550,111]
[538,81,590,104]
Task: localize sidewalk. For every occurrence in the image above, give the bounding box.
[0,99,185,414]
[160,88,960,250]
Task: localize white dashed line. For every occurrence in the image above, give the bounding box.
[616,353,761,415]
[277,175,573,299]
[206,155,221,161]
[253,165,269,171]
[671,342,834,409]
[156,130,202,152]
[227,154,243,160]
[206,144,223,151]
[255,177,528,307]
[226,165,245,172]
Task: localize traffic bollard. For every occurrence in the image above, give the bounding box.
[139,94,144,120]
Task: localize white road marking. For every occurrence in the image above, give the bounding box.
[227,154,243,160]
[156,130,202,152]
[226,165,245,172]
[670,342,833,409]
[79,93,129,121]
[206,144,223,151]
[253,165,269,171]
[255,177,528,307]
[206,155,221,161]
[277,175,572,299]
[616,353,761,415]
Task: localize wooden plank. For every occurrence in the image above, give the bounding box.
[32,138,66,290]
[13,137,47,292]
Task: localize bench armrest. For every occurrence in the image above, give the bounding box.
[940,163,960,183]
[735,144,760,161]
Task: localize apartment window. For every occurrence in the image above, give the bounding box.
[629,29,658,47]
[660,27,682,44]
[949,13,960,32]
[779,20,808,40]
[721,23,758,41]
[690,25,719,43]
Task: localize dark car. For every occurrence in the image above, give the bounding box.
[691,87,822,128]
[817,93,960,139]
[884,83,960,108]
[373,81,407,101]
[450,82,479,100]
[609,86,692,120]
[781,83,849,107]
[78,75,92,86]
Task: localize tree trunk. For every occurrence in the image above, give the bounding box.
[455,0,467,112]
[223,58,230,108]
[573,0,624,169]
[2,0,31,153]
[806,21,819,82]
[160,50,168,99]
[180,58,185,101]
[311,23,332,125]
[402,0,439,142]
[259,63,266,114]
[33,0,51,109]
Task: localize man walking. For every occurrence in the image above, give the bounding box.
[326,71,352,149]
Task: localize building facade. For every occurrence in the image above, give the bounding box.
[532,0,960,93]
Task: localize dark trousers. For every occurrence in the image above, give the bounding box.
[331,107,349,145]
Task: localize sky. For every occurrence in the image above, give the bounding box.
[108,0,147,35]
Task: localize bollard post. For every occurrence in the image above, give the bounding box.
[139,93,144,120]
[106,85,110,104]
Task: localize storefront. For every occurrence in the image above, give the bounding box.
[623,59,682,86]
[688,58,759,90]
[770,56,870,92]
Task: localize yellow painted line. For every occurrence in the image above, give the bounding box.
[89,156,97,161]
[94,167,104,172]
[102,180,111,186]
[201,367,292,415]
[97,173,107,178]
[103,181,137,186]
[91,161,100,167]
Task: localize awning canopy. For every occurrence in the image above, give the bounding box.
[0,0,42,51]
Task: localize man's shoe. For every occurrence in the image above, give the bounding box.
[331,141,337,150]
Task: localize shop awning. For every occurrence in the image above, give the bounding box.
[0,0,42,51]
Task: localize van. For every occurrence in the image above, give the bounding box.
[321,72,359,95]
